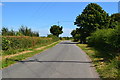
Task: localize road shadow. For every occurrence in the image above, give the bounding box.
[60,42,79,44]
[13,59,92,64]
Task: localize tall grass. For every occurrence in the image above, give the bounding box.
[2,36,59,55]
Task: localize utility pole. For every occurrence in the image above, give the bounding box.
[58,21,60,26]
[118,1,120,13]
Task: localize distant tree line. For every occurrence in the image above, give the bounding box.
[1,24,64,38]
[59,37,72,40]
[1,25,39,37]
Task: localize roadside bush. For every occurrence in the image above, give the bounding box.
[59,37,72,40]
[2,36,59,55]
[88,29,113,49]
[107,24,120,52]
[47,34,59,41]
[2,37,11,50]
[88,24,120,58]
[73,34,80,42]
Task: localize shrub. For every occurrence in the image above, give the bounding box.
[73,34,80,42]
[88,24,120,57]
[88,29,113,49]
[107,24,120,51]
[47,34,59,41]
[2,36,59,55]
[2,37,11,50]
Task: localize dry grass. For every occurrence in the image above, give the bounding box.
[77,44,120,78]
[1,51,33,60]
[1,41,60,61]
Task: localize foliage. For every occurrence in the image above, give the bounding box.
[109,13,120,28]
[50,25,63,37]
[2,41,60,68]
[77,44,120,78]
[59,37,72,40]
[71,28,80,42]
[2,36,58,55]
[2,37,11,50]
[2,26,39,37]
[18,26,39,37]
[73,34,81,42]
[16,32,24,36]
[47,34,59,41]
[71,30,77,37]
[111,13,120,22]
[88,23,120,58]
[2,27,8,36]
[2,27,15,36]
[73,3,120,78]
[74,3,109,43]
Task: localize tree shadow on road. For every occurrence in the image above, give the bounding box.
[60,42,79,44]
[13,59,92,64]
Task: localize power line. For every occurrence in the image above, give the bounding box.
[56,21,74,26]
[60,21,74,22]
[58,21,60,26]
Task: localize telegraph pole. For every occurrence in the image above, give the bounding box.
[58,21,60,26]
[118,1,120,13]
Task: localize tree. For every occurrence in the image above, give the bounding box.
[19,26,31,36]
[9,29,15,36]
[71,28,80,42]
[109,13,120,28]
[74,3,109,43]
[111,13,120,22]
[47,34,59,41]
[18,25,39,37]
[16,32,24,36]
[47,34,54,37]
[31,32,39,37]
[2,27,9,36]
[50,25,63,37]
[71,30,77,38]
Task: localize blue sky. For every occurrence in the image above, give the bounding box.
[2,2,118,37]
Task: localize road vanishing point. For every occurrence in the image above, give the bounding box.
[2,41,99,78]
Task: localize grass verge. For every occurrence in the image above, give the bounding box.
[77,44,120,79]
[1,41,60,69]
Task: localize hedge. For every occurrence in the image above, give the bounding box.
[2,36,59,55]
[88,24,120,53]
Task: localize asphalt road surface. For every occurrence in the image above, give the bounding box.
[2,41,99,78]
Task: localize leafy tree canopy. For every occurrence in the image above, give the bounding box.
[111,13,120,22]
[50,25,63,37]
[109,13,120,28]
[74,3,109,43]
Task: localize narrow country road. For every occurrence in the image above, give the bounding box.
[2,41,99,78]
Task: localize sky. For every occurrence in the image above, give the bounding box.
[2,2,119,37]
